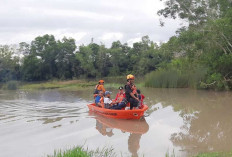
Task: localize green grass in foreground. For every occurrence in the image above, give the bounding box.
[48,146,232,157]
[195,152,232,157]
[47,146,116,157]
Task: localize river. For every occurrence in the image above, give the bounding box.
[0,88,232,157]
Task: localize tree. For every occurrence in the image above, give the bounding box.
[158,0,232,25]
[21,55,43,81]
[76,45,97,78]
[30,34,58,79]
[109,42,128,76]
[0,45,20,82]
[56,37,77,79]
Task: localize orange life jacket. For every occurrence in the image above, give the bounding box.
[115,93,125,103]
[94,84,106,98]
[96,84,106,93]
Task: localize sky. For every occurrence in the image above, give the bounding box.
[0,0,181,47]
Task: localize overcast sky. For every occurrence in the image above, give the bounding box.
[0,0,181,47]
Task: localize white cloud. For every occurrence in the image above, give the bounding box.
[99,32,123,41]
[0,0,181,46]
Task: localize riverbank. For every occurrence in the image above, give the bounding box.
[0,78,144,91]
[21,80,96,90]
[0,80,95,90]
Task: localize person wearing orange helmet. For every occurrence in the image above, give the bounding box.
[93,80,106,97]
[125,74,139,110]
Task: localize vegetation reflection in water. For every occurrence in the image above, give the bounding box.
[143,88,232,157]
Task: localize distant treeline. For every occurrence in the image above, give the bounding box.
[1,0,232,90]
[0,35,171,82]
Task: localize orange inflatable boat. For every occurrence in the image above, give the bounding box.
[87,103,148,119]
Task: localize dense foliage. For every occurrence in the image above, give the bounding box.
[145,0,232,90]
[0,35,171,82]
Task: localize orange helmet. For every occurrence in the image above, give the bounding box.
[127,74,135,80]
[99,80,104,83]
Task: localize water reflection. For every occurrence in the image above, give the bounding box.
[1,88,232,157]
[91,113,149,157]
[170,102,232,156]
[128,133,142,157]
[142,88,232,156]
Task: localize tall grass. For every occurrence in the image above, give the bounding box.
[48,146,116,157]
[47,145,232,157]
[145,66,207,88]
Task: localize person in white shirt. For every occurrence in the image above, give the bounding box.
[104,91,117,109]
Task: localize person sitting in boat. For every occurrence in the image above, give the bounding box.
[110,86,127,110]
[104,91,117,109]
[93,80,106,98]
[114,86,126,103]
[95,91,104,107]
[125,74,139,110]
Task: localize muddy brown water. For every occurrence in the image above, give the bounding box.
[0,88,232,157]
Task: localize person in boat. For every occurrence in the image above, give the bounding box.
[110,86,127,110]
[125,74,139,110]
[95,91,104,107]
[93,80,106,98]
[104,91,117,109]
[114,86,126,103]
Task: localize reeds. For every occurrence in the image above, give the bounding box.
[145,66,207,89]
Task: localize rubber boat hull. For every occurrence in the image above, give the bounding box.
[87,103,148,119]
